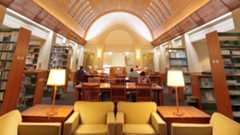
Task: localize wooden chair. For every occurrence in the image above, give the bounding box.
[136,83,153,101]
[81,83,101,101]
[88,77,101,83]
[111,86,127,103]
[129,77,138,83]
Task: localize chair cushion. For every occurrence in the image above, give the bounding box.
[123,124,155,135]
[117,102,157,124]
[74,124,107,135]
[0,110,22,135]
[210,112,240,135]
[74,101,114,124]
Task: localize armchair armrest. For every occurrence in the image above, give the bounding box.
[18,122,61,135]
[151,112,166,135]
[107,112,115,135]
[171,123,212,135]
[116,112,124,135]
[63,112,80,135]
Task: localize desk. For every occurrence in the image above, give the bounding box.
[75,83,164,105]
[158,106,210,135]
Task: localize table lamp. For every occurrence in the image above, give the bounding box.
[47,69,66,116]
[167,70,185,116]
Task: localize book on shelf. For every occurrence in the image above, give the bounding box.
[200,78,213,88]
[204,92,216,103]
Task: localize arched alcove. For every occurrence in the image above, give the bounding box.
[85,12,153,41]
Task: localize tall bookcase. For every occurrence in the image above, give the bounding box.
[18,70,47,111]
[49,45,71,69]
[168,47,189,72]
[167,39,192,103]
[48,45,72,93]
[205,31,237,119]
[0,28,31,114]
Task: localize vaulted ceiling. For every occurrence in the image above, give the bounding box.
[57,0,210,38]
[0,0,240,46]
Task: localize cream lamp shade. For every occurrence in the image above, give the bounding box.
[47,69,66,86]
[167,70,185,87]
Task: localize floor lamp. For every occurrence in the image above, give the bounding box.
[167,70,185,116]
[47,69,66,116]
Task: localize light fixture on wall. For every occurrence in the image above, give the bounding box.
[97,49,102,58]
[125,52,129,56]
[107,52,113,55]
[136,49,141,60]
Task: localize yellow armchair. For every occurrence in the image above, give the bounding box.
[116,102,166,135]
[0,110,61,135]
[63,101,115,135]
[171,112,240,135]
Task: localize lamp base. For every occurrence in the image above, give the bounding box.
[173,111,184,117]
[46,107,58,117]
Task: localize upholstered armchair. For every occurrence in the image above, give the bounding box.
[116,102,166,135]
[64,101,115,135]
[171,112,240,135]
[0,110,61,135]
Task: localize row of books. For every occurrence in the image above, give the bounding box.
[170,60,187,65]
[49,46,69,69]
[220,40,240,47]
[221,49,240,55]
[0,81,7,90]
[0,43,15,51]
[25,46,40,70]
[170,51,186,58]
[0,52,13,60]
[0,61,11,70]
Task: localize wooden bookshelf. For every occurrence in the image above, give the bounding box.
[205,31,235,119]
[199,72,217,114]
[168,47,189,72]
[167,43,192,102]
[0,28,31,114]
[48,45,72,93]
[49,45,72,69]
[25,38,44,70]
[18,70,47,111]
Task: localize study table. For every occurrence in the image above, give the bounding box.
[75,82,164,105]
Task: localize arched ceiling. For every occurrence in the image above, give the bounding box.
[63,0,209,39]
[86,12,152,41]
[0,0,240,46]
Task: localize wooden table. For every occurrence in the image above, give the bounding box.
[75,82,164,105]
[158,106,210,135]
[22,105,73,135]
[22,104,73,123]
